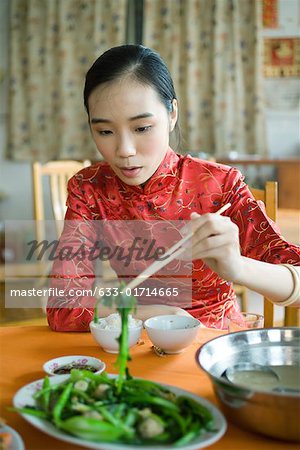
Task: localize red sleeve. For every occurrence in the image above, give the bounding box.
[47,173,100,332]
[222,168,300,265]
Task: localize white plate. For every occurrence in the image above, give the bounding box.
[0,424,25,450]
[13,375,227,450]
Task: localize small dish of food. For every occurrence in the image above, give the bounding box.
[43,355,106,376]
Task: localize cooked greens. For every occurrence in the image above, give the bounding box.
[95,283,136,392]
[13,285,217,446]
[13,370,215,445]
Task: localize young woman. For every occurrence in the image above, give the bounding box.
[47,45,300,331]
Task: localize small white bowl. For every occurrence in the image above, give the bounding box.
[43,355,106,376]
[144,315,201,354]
[90,320,143,353]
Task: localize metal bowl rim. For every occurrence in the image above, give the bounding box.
[195,327,300,397]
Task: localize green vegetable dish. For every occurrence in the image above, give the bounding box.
[12,286,221,446]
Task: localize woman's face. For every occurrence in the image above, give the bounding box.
[88,78,177,185]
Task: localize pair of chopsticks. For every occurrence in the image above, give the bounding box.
[125,203,231,291]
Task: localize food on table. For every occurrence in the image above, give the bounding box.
[95,313,141,330]
[93,285,139,390]
[0,432,12,450]
[13,370,216,445]
[53,364,99,375]
[227,364,300,392]
[13,286,220,446]
[44,356,106,377]
[0,420,12,450]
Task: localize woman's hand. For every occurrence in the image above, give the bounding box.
[183,211,244,282]
[178,212,300,308]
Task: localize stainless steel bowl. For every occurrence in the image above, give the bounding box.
[197,327,300,441]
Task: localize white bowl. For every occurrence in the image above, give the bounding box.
[89,320,143,353]
[43,355,106,376]
[144,315,201,354]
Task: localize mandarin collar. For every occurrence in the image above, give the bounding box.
[116,147,180,196]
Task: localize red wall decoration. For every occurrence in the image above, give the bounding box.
[264,38,300,77]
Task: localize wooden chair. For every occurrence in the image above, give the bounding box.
[31,160,91,307]
[32,159,119,304]
[1,161,92,323]
[234,181,299,327]
[32,160,91,241]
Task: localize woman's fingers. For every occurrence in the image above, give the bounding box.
[177,212,242,281]
[184,213,237,248]
[191,241,239,268]
[192,233,235,254]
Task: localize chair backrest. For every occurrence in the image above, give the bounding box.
[32,160,91,241]
[249,182,277,327]
[250,181,278,223]
[249,181,298,327]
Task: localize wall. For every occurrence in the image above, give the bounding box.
[0,0,299,221]
[263,0,300,158]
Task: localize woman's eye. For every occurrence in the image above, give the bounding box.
[98,130,112,136]
[136,126,151,133]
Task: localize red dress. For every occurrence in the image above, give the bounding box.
[47,148,300,331]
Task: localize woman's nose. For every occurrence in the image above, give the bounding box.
[116,134,136,157]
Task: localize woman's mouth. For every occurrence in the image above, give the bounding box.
[119,166,142,178]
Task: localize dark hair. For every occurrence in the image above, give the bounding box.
[83,45,181,147]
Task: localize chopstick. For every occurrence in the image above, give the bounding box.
[125,203,231,291]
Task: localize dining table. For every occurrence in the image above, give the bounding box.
[0,325,298,450]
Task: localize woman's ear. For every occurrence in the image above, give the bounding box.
[169,99,178,132]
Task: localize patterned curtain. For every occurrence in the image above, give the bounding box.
[143,0,266,157]
[8,0,127,161]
